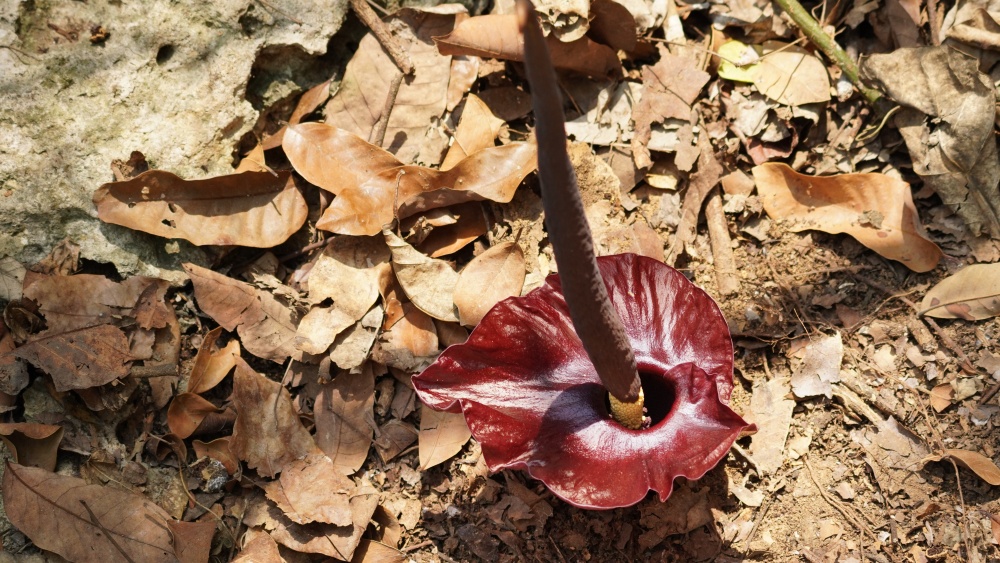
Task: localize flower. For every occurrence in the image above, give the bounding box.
[413,253,753,509]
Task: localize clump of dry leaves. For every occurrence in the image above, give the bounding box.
[2,0,1000,560]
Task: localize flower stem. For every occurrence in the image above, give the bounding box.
[517,0,642,408]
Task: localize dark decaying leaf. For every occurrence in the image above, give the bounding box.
[94,170,307,247]
[13,324,132,392]
[2,462,214,563]
[0,323,28,395]
[413,254,752,509]
[231,358,319,478]
[24,274,161,334]
[434,14,623,78]
[0,423,63,471]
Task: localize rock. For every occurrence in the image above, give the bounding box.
[0,0,347,282]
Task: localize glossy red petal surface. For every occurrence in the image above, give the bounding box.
[412,253,751,509]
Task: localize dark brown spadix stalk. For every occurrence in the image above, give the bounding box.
[516,0,641,404]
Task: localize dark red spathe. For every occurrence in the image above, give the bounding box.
[412,253,752,509]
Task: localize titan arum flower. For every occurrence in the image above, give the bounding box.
[412,0,753,509]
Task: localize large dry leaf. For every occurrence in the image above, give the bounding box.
[3,462,214,563]
[918,263,1000,320]
[307,235,390,319]
[861,46,1000,237]
[0,423,63,471]
[384,229,460,322]
[352,540,407,563]
[231,359,319,478]
[325,8,464,164]
[14,324,132,392]
[318,141,536,236]
[233,530,282,563]
[453,241,526,327]
[418,405,471,469]
[94,170,307,247]
[262,78,332,151]
[24,274,160,334]
[752,41,831,106]
[753,163,943,272]
[295,305,357,356]
[262,453,355,526]
[184,264,300,363]
[924,449,1000,485]
[441,94,505,170]
[282,123,401,197]
[315,364,376,475]
[245,487,379,561]
[435,14,623,78]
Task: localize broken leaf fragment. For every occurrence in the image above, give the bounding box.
[753,163,942,272]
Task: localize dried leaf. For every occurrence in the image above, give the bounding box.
[790,333,843,399]
[0,256,25,302]
[24,274,161,334]
[373,419,419,463]
[245,487,379,561]
[351,540,407,563]
[308,235,390,319]
[325,8,463,164]
[187,327,240,394]
[0,325,28,395]
[372,303,439,371]
[282,123,401,197]
[441,94,504,170]
[14,324,132,392]
[419,405,471,469]
[2,462,214,563]
[262,79,332,150]
[94,170,307,247]
[454,241,526,326]
[231,359,319,478]
[753,41,831,105]
[925,448,1000,485]
[384,229,459,322]
[414,202,489,258]
[319,142,536,236]
[262,453,355,526]
[435,14,623,78]
[328,305,384,370]
[861,46,1000,237]
[184,263,300,363]
[192,437,239,476]
[918,263,1000,320]
[315,364,376,475]
[233,530,282,563]
[296,305,357,356]
[167,393,225,439]
[631,46,709,168]
[748,377,795,476]
[753,163,943,272]
[588,0,638,51]
[929,383,954,412]
[0,423,63,471]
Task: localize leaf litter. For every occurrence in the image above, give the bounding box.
[3,0,1000,561]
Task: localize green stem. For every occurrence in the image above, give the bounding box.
[771,0,883,107]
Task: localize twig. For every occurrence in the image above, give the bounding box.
[927,0,942,46]
[705,187,740,296]
[370,71,404,147]
[771,0,884,108]
[348,0,414,75]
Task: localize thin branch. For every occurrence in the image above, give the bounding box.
[348,0,414,75]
